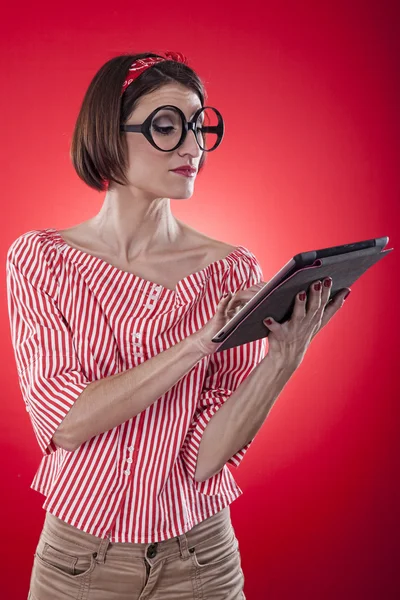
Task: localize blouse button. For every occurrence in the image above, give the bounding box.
[126,458,133,464]
[124,469,131,476]
[127,446,134,452]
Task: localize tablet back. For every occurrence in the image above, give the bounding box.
[216,244,393,352]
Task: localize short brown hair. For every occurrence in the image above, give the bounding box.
[70,52,208,192]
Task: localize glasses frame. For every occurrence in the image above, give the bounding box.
[120,105,224,152]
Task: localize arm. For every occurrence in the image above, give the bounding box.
[180,336,267,488]
[179,246,272,489]
[195,266,351,481]
[6,236,208,454]
[57,336,206,451]
[6,247,92,455]
[195,353,295,482]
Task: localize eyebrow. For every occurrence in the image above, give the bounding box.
[129,105,203,125]
[154,106,203,119]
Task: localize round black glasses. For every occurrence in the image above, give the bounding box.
[120,105,224,152]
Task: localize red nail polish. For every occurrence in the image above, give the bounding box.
[343,290,351,300]
[265,318,272,325]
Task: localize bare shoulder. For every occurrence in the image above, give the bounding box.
[57,223,88,247]
[182,223,237,261]
[209,239,238,261]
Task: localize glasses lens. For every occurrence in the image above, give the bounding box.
[195,107,222,151]
[150,107,183,151]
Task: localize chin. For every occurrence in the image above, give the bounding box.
[168,187,195,200]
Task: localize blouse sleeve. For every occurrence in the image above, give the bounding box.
[6,233,92,456]
[181,247,268,495]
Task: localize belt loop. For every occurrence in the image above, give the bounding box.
[94,536,110,564]
[176,533,191,559]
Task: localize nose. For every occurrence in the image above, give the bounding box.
[177,128,202,159]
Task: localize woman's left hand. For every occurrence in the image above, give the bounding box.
[227,281,347,344]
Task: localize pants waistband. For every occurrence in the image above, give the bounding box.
[39,507,232,564]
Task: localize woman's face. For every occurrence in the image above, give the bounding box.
[123,83,203,199]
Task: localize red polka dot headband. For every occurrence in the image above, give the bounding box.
[121,51,188,96]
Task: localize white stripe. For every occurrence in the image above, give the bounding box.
[6,229,266,542]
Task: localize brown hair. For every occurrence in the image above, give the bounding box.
[70,52,208,192]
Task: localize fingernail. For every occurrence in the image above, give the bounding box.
[265,318,273,325]
[343,290,351,300]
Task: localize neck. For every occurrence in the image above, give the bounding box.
[90,185,182,262]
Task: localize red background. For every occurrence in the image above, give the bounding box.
[1,1,399,598]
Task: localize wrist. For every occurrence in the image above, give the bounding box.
[264,350,300,378]
[185,332,212,360]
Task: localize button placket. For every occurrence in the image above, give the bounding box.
[124,445,135,475]
[144,285,162,309]
[131,331,144,357]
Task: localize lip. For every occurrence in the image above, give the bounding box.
[171,167,197,177]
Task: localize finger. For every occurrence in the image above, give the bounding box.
[228,303,246,318]
[217,292,233,312]
[321,277,333,305]
[263,316,279,330]
[307,280,323,314]
[235,286,262,304]
[319,288,351,329]
[291,289,308,320]
[316,277,333,319]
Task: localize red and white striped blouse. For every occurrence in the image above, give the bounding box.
[6,228,267,543]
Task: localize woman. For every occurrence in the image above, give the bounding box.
[6,51,349,600]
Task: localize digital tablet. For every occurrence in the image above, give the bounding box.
[212,236,393,352]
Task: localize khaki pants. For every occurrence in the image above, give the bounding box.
[28,506,246,599]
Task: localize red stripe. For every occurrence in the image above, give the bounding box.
[6,228,267,542]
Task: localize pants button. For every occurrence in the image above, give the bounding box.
[146,543,158,559]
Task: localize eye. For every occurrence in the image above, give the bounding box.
[152,124,176,135]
